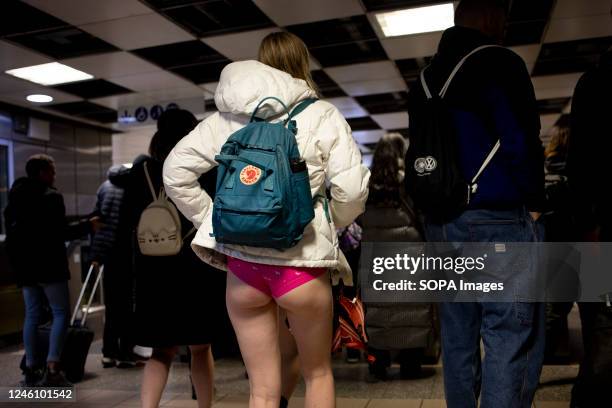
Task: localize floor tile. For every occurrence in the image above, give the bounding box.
[213,395,250,407]
[77,389,136,405]
[123,391,178,406]
[164,396,200,407]
[287,397,305,408]
[75,387,104,401]
[534,402,570,408]
[535,365,578,402]
[381,374,437,399]
[337,398,369,408]
[366,398,422,408]
[421,400,447,408]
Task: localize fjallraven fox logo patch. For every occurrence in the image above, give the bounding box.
[240,165,262,185]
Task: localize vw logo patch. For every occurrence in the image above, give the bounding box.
[239,165,262,185]
[414,156,437,175]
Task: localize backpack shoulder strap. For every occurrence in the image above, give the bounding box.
[286,98,318,122]
[439,45,503,98]
[250,97,290,122]
[420,67,433,100]
[284,98,318,135]
[420,45,504,100]
[143,162,158,201]
[472,140,501,185]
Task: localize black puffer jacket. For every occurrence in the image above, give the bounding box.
[361,190,434,350]
[89,165,129,264]
[567,49,612,235]
[360,200,421,242]
[4,178,91,286]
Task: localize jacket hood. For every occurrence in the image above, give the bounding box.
[214,60,317,118]
[107,164,128,178]
[437,26,496,65]
[107,164,131,186]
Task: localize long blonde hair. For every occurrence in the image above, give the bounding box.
[258,32,319,96]
[545,125,570,159]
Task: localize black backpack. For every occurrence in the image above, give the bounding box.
[405,45,501,221]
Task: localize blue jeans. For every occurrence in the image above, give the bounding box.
[22,281,70,367]
[426,208,545,408]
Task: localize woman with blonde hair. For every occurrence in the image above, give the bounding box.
[163,32,370,408]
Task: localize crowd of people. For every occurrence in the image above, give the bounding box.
[3,0,611,407]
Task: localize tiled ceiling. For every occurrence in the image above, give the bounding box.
[0,0,609,149]
[46,101,119,123]
[140,0,274,38]
[52,79,133,99]
[503,0,555,46]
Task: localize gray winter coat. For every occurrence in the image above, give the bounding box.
[361,196,435,350]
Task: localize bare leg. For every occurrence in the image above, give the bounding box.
[226,272,281,408]
[189,344,214,408]
[141,346,178,408]
[277,273,335,408]
[279,308,300,401]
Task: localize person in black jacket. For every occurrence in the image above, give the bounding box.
[566,44,612,407]
[408,1,545,407]
[114,109,224,408]
[361,133,435,382]
[90,164,138,369]
[4,154,100,386]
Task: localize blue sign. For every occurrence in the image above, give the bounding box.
[166,102,179,110]
[135,106,148,122]
[150,105,164,120]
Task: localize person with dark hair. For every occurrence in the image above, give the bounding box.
[4,154,100,386]
[361,133,434,382]
[566,39,612,407]
[114,109,223,408]
[408,0,545,407]
[90,164,140,369]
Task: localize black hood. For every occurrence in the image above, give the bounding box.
[436,26,497,66]
[133,154,150,166]
[107,164,131,186]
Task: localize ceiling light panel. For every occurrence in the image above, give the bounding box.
[5,62,93,86]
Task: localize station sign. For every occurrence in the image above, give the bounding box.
[117,98,211,127]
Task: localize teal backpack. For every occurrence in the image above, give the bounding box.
[212,96,318,249]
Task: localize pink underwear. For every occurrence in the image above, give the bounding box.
[227,257,326,298]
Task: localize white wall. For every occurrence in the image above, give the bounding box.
[112,125,155,165]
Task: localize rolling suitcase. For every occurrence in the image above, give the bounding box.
[20,264,104,383]
[63,264,104,382]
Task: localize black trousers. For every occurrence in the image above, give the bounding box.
[102,260,134,359]
[571,301,612,407]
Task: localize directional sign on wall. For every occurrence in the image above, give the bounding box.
[117,98,208,128]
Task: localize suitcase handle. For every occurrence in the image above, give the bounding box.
[70,264,104,327]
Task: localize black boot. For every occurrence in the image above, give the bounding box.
[19,366,44,387]
[366,362,388,382]
[38,368,72,387]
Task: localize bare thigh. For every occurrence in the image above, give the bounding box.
[226,272,281,401]
[276,273,333,379]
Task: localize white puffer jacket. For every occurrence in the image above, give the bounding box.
[163,60,370,281]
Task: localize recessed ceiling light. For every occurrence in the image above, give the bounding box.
[375,3,455,38]
[5,62,93,86]
[26,94,54,103]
